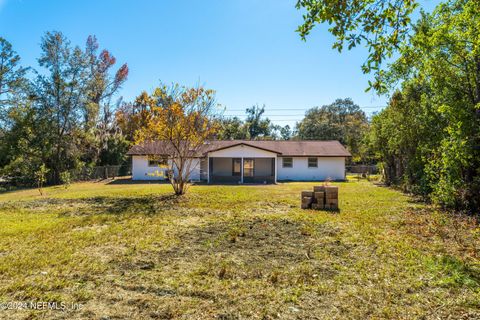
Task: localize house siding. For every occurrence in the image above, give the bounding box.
[208,144,277,158]
[132,156,201,181]
[277,157,345,181]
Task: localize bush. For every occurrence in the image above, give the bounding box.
[35,164,49,195]
[60,171,71,189]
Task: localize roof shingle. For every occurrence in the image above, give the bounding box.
[127,140,351,157]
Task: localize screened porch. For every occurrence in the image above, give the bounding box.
[208,157,276,184]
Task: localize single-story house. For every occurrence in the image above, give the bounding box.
[127,140,351,183]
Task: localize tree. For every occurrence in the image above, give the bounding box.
[116,91,156,142]
[280,125,292,140]
[0,37,27,126]
[0,101,43,184]
[368,81,443,195]
[296,0,419,91]
[216,116,248,140]
[35,164,49,195]
[31,31,91,182]
[30,31,128,182]
[216,105,291,140]
[0,32,129,185]
[296,98,369,161]
[83,36,128,166]
[370,0,480,212]
[134,84,219,195]
[244,104,271,139]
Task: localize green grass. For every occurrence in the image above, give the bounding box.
[0,178,479,319]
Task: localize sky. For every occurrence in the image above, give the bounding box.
[0,0,440,126]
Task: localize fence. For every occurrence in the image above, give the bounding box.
[346,165,379,175]
[0,164,132,189]
[69,164,132,181]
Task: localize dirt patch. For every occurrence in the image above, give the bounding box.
[156,218,342,267]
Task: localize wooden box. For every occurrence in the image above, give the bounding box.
[312,202,324,210]
[314,192,325,203]
[325,199,339,209]
[301,191,314,199]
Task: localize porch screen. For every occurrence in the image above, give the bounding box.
[232,158,241,176]
[243,159,254,177]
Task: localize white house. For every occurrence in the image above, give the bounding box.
[127,140,351,183]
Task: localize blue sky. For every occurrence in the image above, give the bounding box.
[0,0,439,126]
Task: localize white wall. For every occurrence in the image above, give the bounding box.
[132,156,201,181]
[133,154,346,182]
[208,144,277,158]
[277,157,345,181]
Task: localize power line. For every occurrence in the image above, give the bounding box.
[223,115,309,117]
[223,106,385,111]
[222,112,381,117]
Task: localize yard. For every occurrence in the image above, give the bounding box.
[0,178,479,319]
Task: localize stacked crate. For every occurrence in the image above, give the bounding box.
[324,186,338,209]
[300,185,339,210]
[301,191,314,209]
[312,186,325,210]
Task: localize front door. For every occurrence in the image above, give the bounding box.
[243,158,255,183]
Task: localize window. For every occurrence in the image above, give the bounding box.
[148,156,168,167]
[243,159,254,177]
[308,157,318,168]
[232,158,241,176]
[282,157,293,168]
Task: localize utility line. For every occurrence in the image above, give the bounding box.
[223,106,385,111]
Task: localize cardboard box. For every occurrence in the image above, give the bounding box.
[314,192,325,203]
[301,191,314,199]
[302,196,313,204]
[325,199,338,209]
[324,186,338,194]
[301,196,313,209]
[312,203,324,210]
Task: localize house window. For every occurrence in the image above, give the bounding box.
[308,157,318,168]
[148,156,168,167]
[243,159,254,177]
[232,158,241,176]
[282,157,293,168]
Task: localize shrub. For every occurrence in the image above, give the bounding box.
[35,164,49,195]
[60,171,71,189]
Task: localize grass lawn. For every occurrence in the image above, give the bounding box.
[0,178,479,319]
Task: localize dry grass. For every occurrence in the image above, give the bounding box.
[0,178,479,319]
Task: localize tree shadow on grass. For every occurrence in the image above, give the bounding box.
[1,194,180,216]
[106,177,171,185]
[76,194,180,216]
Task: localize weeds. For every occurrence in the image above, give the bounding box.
[0,179,478,319]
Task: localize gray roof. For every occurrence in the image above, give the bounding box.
[127,140,351,157]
